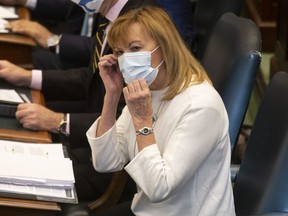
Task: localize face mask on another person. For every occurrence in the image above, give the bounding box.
[118,46,164,85]
[71,0,104,13]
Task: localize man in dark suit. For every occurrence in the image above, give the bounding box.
[0,0,85,34]
[2,0,87,69]
[0,0,157,202]
[3,0,197,70]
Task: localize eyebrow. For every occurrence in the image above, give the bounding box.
[128,40,142,46]
[114,40,142,50]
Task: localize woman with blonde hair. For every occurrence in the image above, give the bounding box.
[87,6,235,216]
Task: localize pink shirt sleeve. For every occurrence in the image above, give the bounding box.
[30,69,42,90]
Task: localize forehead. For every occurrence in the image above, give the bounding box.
[117,23,154,47]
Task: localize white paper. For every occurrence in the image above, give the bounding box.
[0,140,77,203]
[0,6,19,19]
[0,89,24,104]
[0,182,75,200]
[0,140,74,186]
[0,18,8,33]
[0,140,65,159]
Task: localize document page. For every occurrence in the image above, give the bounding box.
[0,18,8,33]
[0,140,78,203]
[0,140,65,159]
[0,140,74,186]
[0,182,77,203]
[0,6,19,19]
[0,89,24,104]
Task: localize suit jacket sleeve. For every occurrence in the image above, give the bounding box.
[41,66,93,101]
[69,113,100,149]
[41,36,97,101]
[69,93,126,149]
[32,0,71,20]
[58,34,92,69]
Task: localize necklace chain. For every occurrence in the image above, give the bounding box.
[152,100,164,126]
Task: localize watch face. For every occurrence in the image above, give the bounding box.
[47,35,61,47]
[136,127,153,136]
[60,122,68,135]
[143,128,149,134]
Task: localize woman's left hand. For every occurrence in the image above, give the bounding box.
[123,79,153,125]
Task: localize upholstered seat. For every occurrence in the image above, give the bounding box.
[193,0,245,59]
[200,12,262,151]
[233,72,288,215]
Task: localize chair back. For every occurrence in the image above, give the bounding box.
[201,12,262,150]
[233,72,288,215]
[193,0,244,59]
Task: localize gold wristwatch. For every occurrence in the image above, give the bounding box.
[57,114,68,136]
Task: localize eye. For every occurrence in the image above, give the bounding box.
[114,50,124,57]
[130,46,141,52]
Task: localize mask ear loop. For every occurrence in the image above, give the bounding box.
[151,45,160,53]
[151,45,164,70]
[155,60,164,70]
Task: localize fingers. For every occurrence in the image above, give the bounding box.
[98,54,118,68]
[15,104,46,130]
[15,103,33,121]
[123,79,150,103]
[5,20,40,36]
[125,79,148,94]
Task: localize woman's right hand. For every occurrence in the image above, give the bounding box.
[98,54,124,97]
[96,54,124,137]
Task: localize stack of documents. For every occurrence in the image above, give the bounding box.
[0,6,18,33]
[0,18,8,33]
[0,140,78,203]
[0,6,19,19]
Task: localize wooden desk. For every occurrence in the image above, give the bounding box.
[0,82,60,215]
[0,7,36,65]
[0,80,52,143]
[0,197,61,216]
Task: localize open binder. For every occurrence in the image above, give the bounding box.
[0,140,78,204]
[0,89,26,117]
[0,79,31,117]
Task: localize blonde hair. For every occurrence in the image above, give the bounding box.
[108,6,211,100]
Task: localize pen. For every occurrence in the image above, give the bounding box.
[19,93,31,103]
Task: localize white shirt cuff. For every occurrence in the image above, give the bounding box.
[30,69,42,90]
[25,0,37,10]
[66,113,70,135]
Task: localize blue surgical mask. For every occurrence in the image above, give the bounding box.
[118,46,164,85]
[70,0,104,13]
